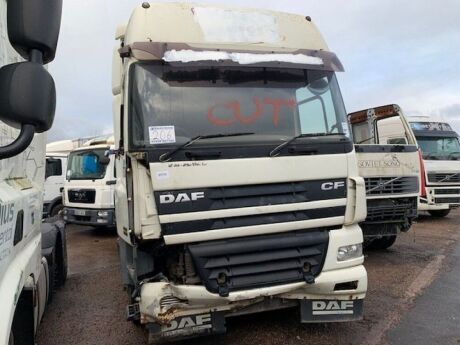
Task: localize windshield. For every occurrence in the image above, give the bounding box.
[67,149,109,180]
[129,64,350,155]
[417,136,460,160]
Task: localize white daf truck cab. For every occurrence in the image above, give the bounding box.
[63,136,116,227]
[0,0,65,344]
[112,3,367,342]
[410,118,460,217]
[348,105,420,249]
[44,153,67,218]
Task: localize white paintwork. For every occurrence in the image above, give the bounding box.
[163,49,324,65]
[44,154,67,212]
[0,0,49,341]
[124,3,329,53]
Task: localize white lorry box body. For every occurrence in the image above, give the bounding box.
[63,137,116,226]
[410,118,460,217]
[113,3,367,342]
[349,105,420,248]
[46,137,95,155]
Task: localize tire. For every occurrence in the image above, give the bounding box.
[54,236,67,287]
[428,209,450,218]
[8,331,14,345]
[372,235,397,250]
[50,203,64,217]
[47,249,57,303]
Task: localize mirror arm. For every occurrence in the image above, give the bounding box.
[30,49,44,64]
[0,124,36,159]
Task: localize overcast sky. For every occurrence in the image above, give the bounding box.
[47,0,460,141]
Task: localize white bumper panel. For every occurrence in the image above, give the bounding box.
[419,186,460,210]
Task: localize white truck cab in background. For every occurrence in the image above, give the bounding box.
[0,0,65,344]
[43,138,94,219]
[63,136,116,227]
[349,105,420,249]
[44,152,67,218]
[410,118,460,217]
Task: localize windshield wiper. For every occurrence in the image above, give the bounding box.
[159,132,254,162]
[357,136,374,144]
[269,132,346,157]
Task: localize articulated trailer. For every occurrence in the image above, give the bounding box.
[0,0,65,344]
[112,3,367,342]
[410,118,460,217]
[348,105,420,249]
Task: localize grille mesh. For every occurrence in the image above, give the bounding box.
[365,176,418,195]
[68,189,96,204]
[428,173,460,183]
[435,197,460,204]
[434,189,460,195]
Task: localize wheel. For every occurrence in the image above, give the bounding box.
[428,209,450,218]
[371,235,397,250]
[50,203,64,217]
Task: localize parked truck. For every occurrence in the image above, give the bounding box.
[44,152,67,218]
[112,3,367,342]
[63,136,116,227]
[44,138,95,219]
[0,0,65,344]
[348,105,420,249]
[410,118,460,217]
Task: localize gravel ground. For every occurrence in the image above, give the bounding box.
[36,210,460,345]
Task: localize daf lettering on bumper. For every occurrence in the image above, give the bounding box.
[162,313,212,334]
[301,299,364,322]
[160,192,205,204]
[312,300,354,315]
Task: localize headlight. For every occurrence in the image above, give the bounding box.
[337,244,363,261]
[98,211,109,217]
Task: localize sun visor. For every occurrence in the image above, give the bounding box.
[120,42,344,72]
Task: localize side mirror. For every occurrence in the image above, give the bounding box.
[0,63,56,132]
[100,156,111,166]
[7,0,63,64]
[0,0,63,160]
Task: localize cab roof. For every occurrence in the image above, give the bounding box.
[118,3,343,71]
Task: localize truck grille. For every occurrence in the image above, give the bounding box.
[364,197,417,224]
[155,179,347,215]
[433,189,460,195]
[364,176,418,196]
[434,197,460,204]
[188,230,329,296]
[68,189,96,204]
[428,173,460,183]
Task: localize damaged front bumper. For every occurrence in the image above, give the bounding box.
[138,265,366,341]
[136,226,367,341]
